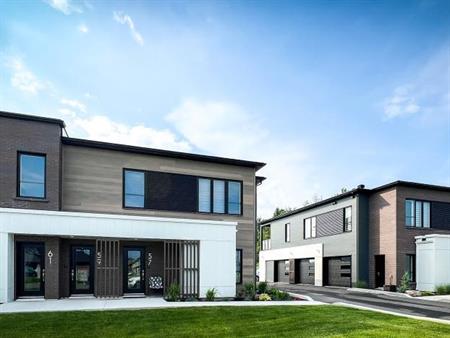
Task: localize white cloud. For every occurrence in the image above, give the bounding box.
[43,0,82,15]
[383,46,449,121]
[383,86,420,119]
[60,98,86,113]
[113,11,144,46]
[167,98,313,218]
[64,114,191,152]
[6,57,45,95]
[78,23,89,33]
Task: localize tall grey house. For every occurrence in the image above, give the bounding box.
[0,111,265,303]
[259,182,450,290]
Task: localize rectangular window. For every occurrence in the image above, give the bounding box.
[406,254,416,282]
[213,180,225,213]
[228,181,241,215]
[124,170,145,208]
[405,199,431,228]
[198,178,211,212]
[236,249,242,284]
[344,207,352,232]
[285,223,290,242]
[18,153,46,198]
[304,217,316,239]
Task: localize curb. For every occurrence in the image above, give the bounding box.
[348,288,413,298]
[333,302,450,326]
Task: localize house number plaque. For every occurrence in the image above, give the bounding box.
[97,251,102,265]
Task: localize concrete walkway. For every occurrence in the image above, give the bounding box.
[0,297,323,314]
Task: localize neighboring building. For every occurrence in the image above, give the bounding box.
[0,111,265,303]
[259,182,450,290]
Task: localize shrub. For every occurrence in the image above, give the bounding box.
[399,272,410,293]
[258,293,271,301]
[268,288,290,300]
[354,280,368,289]
[244,282,255,300]
[206,288,217,301]
[166,283,180,301]
[435,284,450,295]
[257,281,268,294]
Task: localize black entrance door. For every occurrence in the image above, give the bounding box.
[71,246,94,294]
[17,242,45,297]
[375,255,385,288]
[123,247,145,293]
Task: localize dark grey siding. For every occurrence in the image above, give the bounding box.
[431,201,450,230]
[316,209,344,237]
[357,194,370,284]
[0,116,62,210]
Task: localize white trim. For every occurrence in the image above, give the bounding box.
[0,208,237,227]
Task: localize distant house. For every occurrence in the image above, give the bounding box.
[0,111,265,303]
[259,181,450,291]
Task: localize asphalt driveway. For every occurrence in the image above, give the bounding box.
[274,283,450,321]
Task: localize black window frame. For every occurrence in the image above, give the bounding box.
[197,177,243,216]
[406,254,416,282]
[303,216,317,240]
[405,199,431,228]
[236,249,243,284]
[344,206,352,232]
[122,168,146,209]
[285,223,290,242]
[122,168,243,216]
[17,151,47,199]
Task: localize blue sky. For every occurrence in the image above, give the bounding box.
[0,0,449,217]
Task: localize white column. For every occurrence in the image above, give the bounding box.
[0,232,14,303]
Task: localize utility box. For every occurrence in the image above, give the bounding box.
[415,234,450,292]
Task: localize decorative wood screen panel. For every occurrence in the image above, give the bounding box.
[164,240,199,298]
[95,239,120,298]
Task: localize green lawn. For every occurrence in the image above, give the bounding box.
[0,305,449,337]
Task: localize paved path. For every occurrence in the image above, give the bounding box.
[0,296,322,314]
[275,283,450,322]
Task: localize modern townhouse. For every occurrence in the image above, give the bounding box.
[259,182,450,291]
[0,111,265,303]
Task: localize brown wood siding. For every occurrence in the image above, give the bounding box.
[62,145,257,287]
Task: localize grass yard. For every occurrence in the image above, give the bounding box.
[0,305,449,338]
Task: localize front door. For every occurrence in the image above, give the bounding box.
[17,242,45,297]
[375,255,385,288]
[123,247,145,293]
[71,246,94,294]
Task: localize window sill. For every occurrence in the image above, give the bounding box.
[405,226,432,230]
[14,197,49,203]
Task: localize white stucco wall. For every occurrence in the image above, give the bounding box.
[415,234,450,292]
[259,243,323,286]
[0,208,237,303]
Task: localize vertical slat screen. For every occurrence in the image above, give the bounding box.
[95,239,120,298]
[164,240,200,299]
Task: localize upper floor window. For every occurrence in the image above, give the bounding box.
[124,170,145,208]
[304,216,316,239]
[285,223,291,242]
[18,152,46,198]
[405,199,430,228]
[344,207,352,232]
[228,181,242,215]
[198,178,242,215]
[213,180,225,213]
[198,178,211,212]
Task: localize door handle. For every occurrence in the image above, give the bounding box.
[141,270,145,279]
[42,268,45,283]
[71,269,75,281]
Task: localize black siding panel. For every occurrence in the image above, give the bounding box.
[431,201,450,230]
[316,209,344,237]
[147,172,197,213]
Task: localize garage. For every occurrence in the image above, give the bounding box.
[324,256,351,287]
[274,260,290,283]
[299,258,315,284]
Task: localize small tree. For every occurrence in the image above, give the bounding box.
[244,282,255,300]
[399,272,410,293]
[166,283,181,301]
